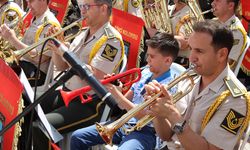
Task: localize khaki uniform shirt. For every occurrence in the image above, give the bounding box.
[169,5,190,35]
[0,1,24,26]
[169,4,190,58]
[224,15,247,62]
[22,9,60,73]
[113,0,142,17]
[169,66,247,150]
[65,22,123,90]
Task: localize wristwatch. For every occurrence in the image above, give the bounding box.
[172,120,186,134]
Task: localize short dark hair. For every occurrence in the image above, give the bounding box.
[95,0,112,15]
[192,20,234,54]
[146,32,179,61]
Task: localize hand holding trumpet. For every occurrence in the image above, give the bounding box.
[144,80,183,125]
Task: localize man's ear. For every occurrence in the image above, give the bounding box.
[228,1,235,11]
[217,47,228,62]
[101,4,108,14]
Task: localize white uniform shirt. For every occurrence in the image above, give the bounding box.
[223,15,247,62]
[22,8,60,73]
[169,4,190,58]
[65,22,123,90]
[169,66,247,150]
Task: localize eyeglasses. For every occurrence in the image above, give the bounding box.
[78,3,103,10]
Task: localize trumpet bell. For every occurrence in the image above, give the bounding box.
[96,65,197,145]
[96,122,114,146]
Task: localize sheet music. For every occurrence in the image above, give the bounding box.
[19,70,63,143]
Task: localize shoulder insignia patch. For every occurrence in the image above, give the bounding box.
[220,109,245,135]
[131,0,140,8]
[101,44,118,62]
[224,76,245,98]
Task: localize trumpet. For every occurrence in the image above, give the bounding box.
[60,68,142,107]
[96,65,197,146]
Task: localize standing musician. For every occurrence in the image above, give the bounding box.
[0,0,60,87]
[212,0,248,71]
[0,0,24,26]
[70,32,187,150]
[145,20,250,150]
[33,0,124,149]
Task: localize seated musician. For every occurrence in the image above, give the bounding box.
[0,0,60,87]
[168,0,192,68]
[32,0,124,149]
[145,20,250,150]
[212,0,247,70]
[70,32,188,150]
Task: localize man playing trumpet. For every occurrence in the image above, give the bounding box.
[145,20,250,150]
[70,32,187,150]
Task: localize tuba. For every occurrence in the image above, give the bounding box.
[140,0,172,33]
[96,65,198,146]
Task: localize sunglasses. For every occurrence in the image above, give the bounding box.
[78,3,103,10]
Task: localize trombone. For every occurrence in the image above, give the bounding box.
[96,65,198,146]
[60,68,142,107]
[5,17,85,64]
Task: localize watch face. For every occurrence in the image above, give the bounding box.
[173,124,183,134]
[173,121,186,134]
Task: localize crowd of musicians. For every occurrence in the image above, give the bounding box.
[0,0,250,149]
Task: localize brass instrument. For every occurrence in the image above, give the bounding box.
[176,0,213,36]
[4,17,85,63]
[140,0,172,33]
[0,9,25,64]
[60,68,142,107]
[96,65,197,146]
[182,0,205,21]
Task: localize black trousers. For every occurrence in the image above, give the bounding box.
[19,60,46,87]
[33,89,106,150]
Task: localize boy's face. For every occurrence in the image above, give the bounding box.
[146,47,171,76]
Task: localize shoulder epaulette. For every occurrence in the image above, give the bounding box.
[224,76,246,98]
[43,16,49,27]
[104,27,115,39]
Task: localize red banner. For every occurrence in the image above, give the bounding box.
[111,8,145,70]
[241,0,250,32]
[241,47,250,75]
[48,0,70,24]
[0,59,23,150]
